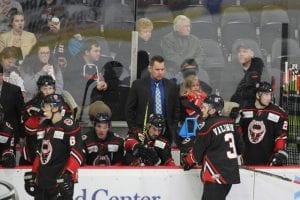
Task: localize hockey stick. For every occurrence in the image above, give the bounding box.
[78,75,96,122]
[141,102,149,144]
[240,165,300,184]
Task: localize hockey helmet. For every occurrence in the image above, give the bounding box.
[256,81,273,93]
[37,75,55,88]
[93,112,111,124]
[148,113,165,129]
[0,104,4,124]
[204,94,224,113]
[41,94,64,109]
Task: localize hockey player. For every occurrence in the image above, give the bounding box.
[0,104,16,168]
[24,94,84,199]
[237,81,288,165]
[181,94,244,200]
[82,112,124,166]
[124,113,175,166]
[21,75,73,165]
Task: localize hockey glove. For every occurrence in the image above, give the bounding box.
[1,152,16,168]
[229,107,241,119]
[24,171,37,197]
[270,150,288,166]
[57,171,74,199]
[133,144,159,165]
[180,137,195,154]
[27,106,44,117]
[180,153,196,171]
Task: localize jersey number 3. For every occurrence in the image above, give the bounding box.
[224,133,237,159]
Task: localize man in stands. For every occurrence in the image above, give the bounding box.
[161,15,205,77]
[64,38,118,121]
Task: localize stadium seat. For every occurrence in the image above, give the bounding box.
[260,5,290,54]
[200,39,226,92]
[182,5,219,41]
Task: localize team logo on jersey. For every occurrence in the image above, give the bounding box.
[247,120,266,144]
[41,140,53,165]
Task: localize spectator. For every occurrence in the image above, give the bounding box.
[82,112,124,166]
[64,38,119,121]
[20,40,63,102]
[136,18,162,58]
[0,104,16,168]
[230,43,268,107]
[125,55,180,145]
[237,82,288,166]
[0,12,36,58]
[124,113,175,166]
[181,94,244,200]
[0,46,25,96]
[24,94,83,199]
[175,58,211,93]
[0,63,24,145]
[179,75,207,121]
[36,0,66,35]
[20,75,73,165]
[161,15,205,77]
[0,0,23,32]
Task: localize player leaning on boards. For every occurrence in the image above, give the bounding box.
[181,94,244,200]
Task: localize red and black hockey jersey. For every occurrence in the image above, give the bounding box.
[192,116,243,184]
[32,117,83,189]
[22,96,74,164]
[82,130,124,165]
[124,130,175,166]
[237,103,288,165]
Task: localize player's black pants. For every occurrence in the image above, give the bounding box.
[202,182,232,200]
[34,186,73,200]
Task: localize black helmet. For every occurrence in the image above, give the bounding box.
[93,112,111,124]
[148,113,165,129]
[0,104,4,124]
[256,81,273,93]
[41,94,64,109]
[204,94,224,113]
[37,75,55,88]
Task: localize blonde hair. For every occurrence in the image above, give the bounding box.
[136,18,153,32]
[173,15,190,31]
[180,75,200,96]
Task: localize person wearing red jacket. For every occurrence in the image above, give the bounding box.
[82,112,124,166]
[124,113,175,166]
[24,94,84,200]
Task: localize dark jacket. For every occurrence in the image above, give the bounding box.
[230,57,265,107]
[0,81,24,141]
[125,77,180,143]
